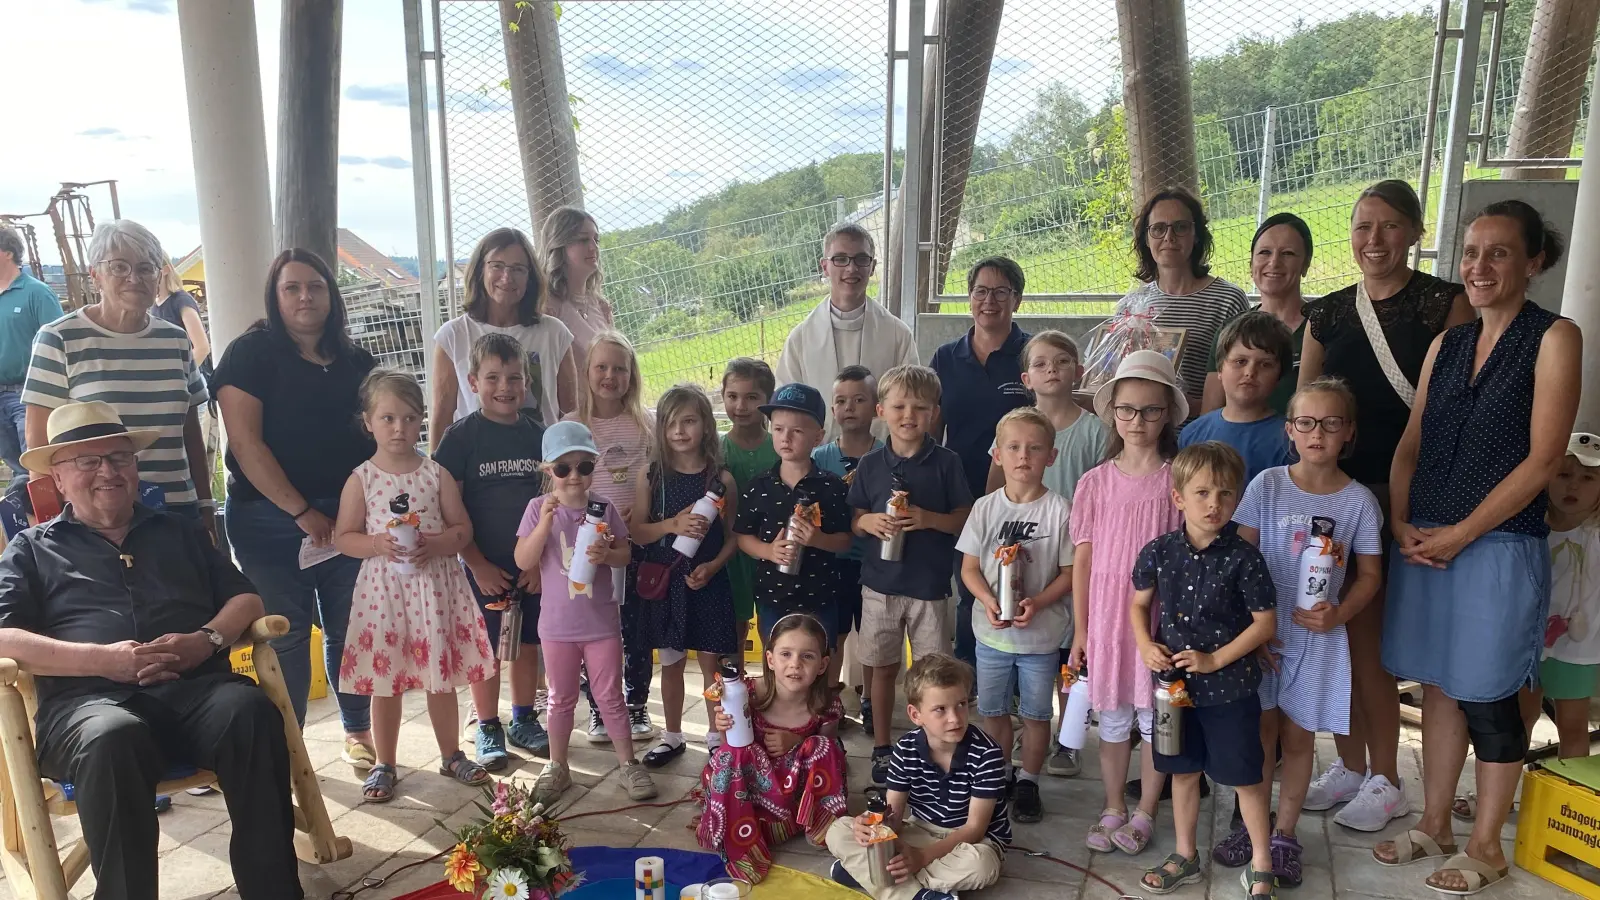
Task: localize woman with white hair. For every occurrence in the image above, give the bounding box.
[540,206,614,380]
[22,220,212,526]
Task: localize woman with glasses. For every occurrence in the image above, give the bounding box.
[428,227,576,449]
[22,220,212,526]
[1374,201,1577,895]
[1296,180,1472,834]
[1117,188,1248,421]
[776,222,918,438]
[540,207,614,381]
[213,248,377,765]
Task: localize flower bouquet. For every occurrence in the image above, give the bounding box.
[443,781,582,899]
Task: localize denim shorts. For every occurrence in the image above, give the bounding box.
[975,641,1057,722]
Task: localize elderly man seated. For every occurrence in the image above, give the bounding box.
[0,401,302,900]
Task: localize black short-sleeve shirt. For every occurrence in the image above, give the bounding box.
[1131,524,1276,706]
[847,437,974,601]
[212,328,376,504]
[0,505,256,717]
[732,462,851,614]
[434,410,546,567]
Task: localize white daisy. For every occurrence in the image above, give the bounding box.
[486,868,529,900]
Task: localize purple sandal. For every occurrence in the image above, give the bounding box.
[1212,822,1252,867]
[1112,808,1155,854]
[1270,832,1303,887]
[1086,808,1126,853]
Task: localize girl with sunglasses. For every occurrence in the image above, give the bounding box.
[631,384,741,768]
[514,419,659,805]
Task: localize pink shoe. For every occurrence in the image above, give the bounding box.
[1112,808,1155,854]
[1086,808,1126,853]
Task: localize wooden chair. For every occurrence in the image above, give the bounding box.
[0,615,353,899]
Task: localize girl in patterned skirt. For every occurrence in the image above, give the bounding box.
[333,371,497,803]
[699,613,846,882]
[1229,378,1383,884]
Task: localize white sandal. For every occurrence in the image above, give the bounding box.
[1373,829,1458,867]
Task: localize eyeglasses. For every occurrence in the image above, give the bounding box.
[1146,221,1195,240]
[1290,415,1348,434]
[1113,404,1168,422]
[550,461,596,478]
[57,451,139,472]
[100,260,160,280]
[971,286,1016,302]
[826,254,875,269]
[484,262,531,280]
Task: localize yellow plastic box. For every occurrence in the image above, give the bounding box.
[1515,764,1600,899]
[230,625,329,701]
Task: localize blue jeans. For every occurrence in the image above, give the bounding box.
[226,497,370,732]
[0,389,27,487]
[974,642,1057,721]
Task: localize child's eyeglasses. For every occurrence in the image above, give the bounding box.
[550,461,596,477]
[1113,404,1167,422]
[1290,416,1348,434]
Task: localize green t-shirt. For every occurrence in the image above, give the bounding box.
[721,431,778,620]
[1207,308,1306,417]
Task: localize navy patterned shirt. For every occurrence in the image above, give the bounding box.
[1131,523,1276,706]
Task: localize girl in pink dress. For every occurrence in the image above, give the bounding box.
[333,371,496,803]
[1068,351,1184,856]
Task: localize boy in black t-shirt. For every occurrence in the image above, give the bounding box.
[434,334,547,771]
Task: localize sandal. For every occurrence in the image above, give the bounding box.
[1373,829,1458,867]
[1141,852,1202,894]
[1269,832,1303,887]
[1086,808,1126,853]
[341,737,376,770]
[1240,861,1278,898]
[1425,852,1509,896]
[439,750,491,787]
[1112,808,1155,854]
[362,764,397,803]
[1451,792,1477,821]
[1212,821,1252,867]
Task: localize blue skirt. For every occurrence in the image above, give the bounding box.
[1382,525,1551,703]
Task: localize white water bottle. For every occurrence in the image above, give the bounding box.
[1297,516,1337,611]
[567,500,610,594]
[1057,665,1091,750]
[385,492,419,575]
[670,482,725,558]
[717,662,755,748]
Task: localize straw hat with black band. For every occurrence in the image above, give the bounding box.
[20,401,160,475]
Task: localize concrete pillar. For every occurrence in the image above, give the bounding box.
[176,0,275,354]
[275,0,344,264]
[1564,67,1600,431]
[501,0,583,234]
[1116,0,1198,209]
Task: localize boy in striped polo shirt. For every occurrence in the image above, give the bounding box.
[825,653,1009,900]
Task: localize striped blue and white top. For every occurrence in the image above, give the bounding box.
[1235,467,1382,734]
[22,310,207,505]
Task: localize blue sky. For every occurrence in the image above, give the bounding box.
[4,0,1415,263]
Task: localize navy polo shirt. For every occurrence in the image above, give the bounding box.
[847,436,974,601]
[930,324,1032,496]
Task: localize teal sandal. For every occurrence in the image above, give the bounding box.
[1241,861,1278,898]
[1142,853,1202,894]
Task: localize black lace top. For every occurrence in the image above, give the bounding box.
[1306,270,1462,484]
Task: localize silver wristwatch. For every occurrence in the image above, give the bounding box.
[199,627,226,652]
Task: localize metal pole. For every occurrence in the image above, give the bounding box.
[1432,0,1485,279]
[835,195,846,224]
[432,0,459,316]
[1413,0,1452,269]
[899,0,926,336]
[404,0,442,388]
[882,0,897,266]
[1256,106,1276,227]
[1562,64,1600,431]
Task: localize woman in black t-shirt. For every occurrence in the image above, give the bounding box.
[214,248,377,768]
[1297,180,1471,834]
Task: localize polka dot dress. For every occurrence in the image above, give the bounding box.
[341,459,496,697]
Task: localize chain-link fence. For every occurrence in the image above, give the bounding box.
[438,0,889,404]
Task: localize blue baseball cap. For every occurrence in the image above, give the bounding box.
[542,420,599,461]
[760,382,826,428]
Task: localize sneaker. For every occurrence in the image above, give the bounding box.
[1333,774,1408,832]
[506,710,549,754]
[1046,745,1081,777]
[1013,778,1043,823]
[475,720,509,772]
[617,761,658,801]
[587,707,611,744]
[628,706,656,739]
[871,747,893,784]
[829,860,864,892]
[1303,758,1367,811]
[531,761,572,807]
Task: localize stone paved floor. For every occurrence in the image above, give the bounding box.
[5,668,1590,900]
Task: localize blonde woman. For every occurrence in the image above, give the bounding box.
[154,262,212,370]
[540,207,614,380]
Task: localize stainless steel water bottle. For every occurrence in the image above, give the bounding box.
[777,489,813,576]
[879,473,910,562]
[496,595,523,662]
[996,541,1021,622]
[864,790,897,888]
[1153,670,1185,756]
